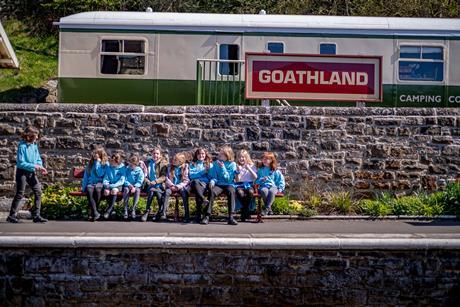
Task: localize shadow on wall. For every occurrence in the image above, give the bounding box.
[0,86,49,103]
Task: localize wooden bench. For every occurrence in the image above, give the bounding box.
[69,167,284,222]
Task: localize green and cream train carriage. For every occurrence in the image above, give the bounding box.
[55,11,460,107]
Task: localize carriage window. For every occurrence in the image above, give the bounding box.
[219,44,239,75]
[320,43,336,55]
[100,39,146,75]
[267,42,284,53]
[398,45,444,82]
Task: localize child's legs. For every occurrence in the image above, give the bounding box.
[9,169,27,217]
[107,188,119,212]
[180,188,190,219]
[158,188,171,216]
[207,185,223,216]
[132,188,140,211]
[86,185,97,215]
[26,172,42,218]
[146,186,159,212]
[222,185,236,215]
[94,183,103,204]
[122,186,130,209]
[260,187,278,210]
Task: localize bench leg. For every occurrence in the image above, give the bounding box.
[174,196,179,222]
[256,197,263,223]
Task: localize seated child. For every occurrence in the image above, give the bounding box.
[204,146,238,226]
[102,153,125,219]
[82,147,108,221]
[122,154,144,220]
[165,152,190,223]
[234,149,257,222]
[255,152,285,216]
[142,146,169,222]
[189,147,213,223]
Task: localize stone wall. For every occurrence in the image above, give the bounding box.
[0,104,459,198]
[0,247,459,305]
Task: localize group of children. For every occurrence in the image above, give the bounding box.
[6,126,285,225]
[82,145,285,225]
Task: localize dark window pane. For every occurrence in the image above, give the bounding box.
[124,40,144,53]
[101,55,145,75]
[268,42,284,53]
[219,44,239,75]
[320,43,336,55]
[422,46,443,60]
[101,55,119,74]
[102,40,121,52]
[399,61,443,81]
[400,46,421,59]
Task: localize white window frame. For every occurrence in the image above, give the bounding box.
[217,43,241,77]
[98,36,148,77]
[319,42,337,55]
[266,41,285,53]
[397,42,445,84]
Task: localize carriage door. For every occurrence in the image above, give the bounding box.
[197,35,243,105]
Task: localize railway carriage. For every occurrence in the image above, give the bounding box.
[55,11,460,107]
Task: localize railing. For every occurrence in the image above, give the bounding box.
[196,59,260,105]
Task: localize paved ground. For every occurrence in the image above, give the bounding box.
[0,219,459,237]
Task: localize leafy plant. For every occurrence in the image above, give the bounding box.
[327,191,357,215]
[358,199,392,217]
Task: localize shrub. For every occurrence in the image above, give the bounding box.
[327,191,357,215]
[442,181,460,216]
[358,199,392,217]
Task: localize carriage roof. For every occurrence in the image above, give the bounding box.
[56,11,460,37]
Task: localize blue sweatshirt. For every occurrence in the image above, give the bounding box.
[124,166,144,188]
[255,166,285,192]
[209,160,236,186]
[81,160,108,192]
[188,161,212,183]
[103,163,126,189]
[16,140,43,172]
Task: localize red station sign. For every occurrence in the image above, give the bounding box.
[245,53,382,102]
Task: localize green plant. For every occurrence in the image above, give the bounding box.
[328,191,357,215]
[442,181,460,216]
[358,199,392,217]
[271,196,291,215]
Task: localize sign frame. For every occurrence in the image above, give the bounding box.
[245,52,383,102]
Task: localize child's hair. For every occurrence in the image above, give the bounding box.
[128,154,140,165]
[219,146,234,162]
[87,147,108,171]
[21,126,39,141]
[151,146,162,154]
[110,153,122,164]
[258,152,278,171]
[192,147,212,168]
[170,153,187,178]
[236,149,253,166]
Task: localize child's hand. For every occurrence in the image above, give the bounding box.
[262,176,268,181]
[129,185,136,193]
[39,166,48,175]
[217,161,224,168]
[103,189,110,196]
[171,186,178,192]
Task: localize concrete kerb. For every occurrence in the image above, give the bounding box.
[1,235,460,250]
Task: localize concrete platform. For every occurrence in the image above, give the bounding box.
[1,219,459,250]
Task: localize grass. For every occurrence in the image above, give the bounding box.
[0,19,58,101]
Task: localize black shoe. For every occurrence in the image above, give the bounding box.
[154,214,167,222]
[33,216,48,223]
[141,212,149,222]
[6,215,19,223]
[194,215,202,224]
[228,217,238,226]
[200,216,209,225]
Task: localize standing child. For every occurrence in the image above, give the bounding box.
[165,153,190,223]
[234,150,258,222]
[142,146,169,222]
[255,152,285,216]
[204,146,238,225]
[189,148,212,223]
[102,153,126,219]
[82,147,108,221]
[122,154,144,220]
[7,126,48,223]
